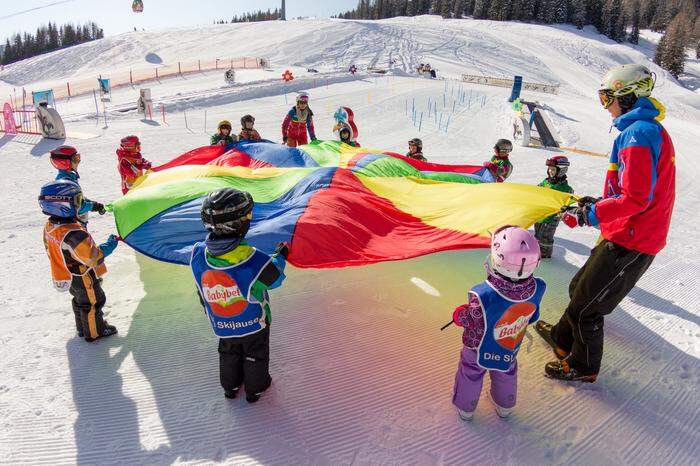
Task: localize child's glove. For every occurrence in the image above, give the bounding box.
[143,161,152,170]
[99,234,119,257]
[282,136,288,143]
[452,304,468,327]
[92,202,107,215]
[274,241,290,259]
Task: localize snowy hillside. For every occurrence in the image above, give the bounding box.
[0,16,698,465]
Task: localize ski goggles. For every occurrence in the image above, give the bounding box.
[598,89,616,109]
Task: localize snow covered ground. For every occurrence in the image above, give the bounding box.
[0,16,698,465]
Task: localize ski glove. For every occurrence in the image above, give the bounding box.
[282,136,288,143]
[92,202,107,215]
[274,241,290,260]
[99,234,119,257]
[452,304,468,327]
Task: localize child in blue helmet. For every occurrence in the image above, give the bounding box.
[40,179,119,342]
[50,145,106,224]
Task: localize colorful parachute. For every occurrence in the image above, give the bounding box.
[110,140,575,268]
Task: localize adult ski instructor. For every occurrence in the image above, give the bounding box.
[536,64,676,382]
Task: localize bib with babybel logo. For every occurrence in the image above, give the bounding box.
[471,278,546,372]
[191,242,272,338]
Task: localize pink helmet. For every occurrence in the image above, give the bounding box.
[490,226,541,280]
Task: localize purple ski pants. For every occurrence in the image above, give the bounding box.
[452,346,517,413]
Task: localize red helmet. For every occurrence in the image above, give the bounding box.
[50,145,79,171]
[120,135,140,152]
[546,155,569,178]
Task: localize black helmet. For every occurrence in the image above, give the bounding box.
[494,138,513,153]
[201,188,254,237]
[241,114,255,127]
[408,138,422,150]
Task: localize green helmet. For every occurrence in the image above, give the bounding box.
[599,64,654,97]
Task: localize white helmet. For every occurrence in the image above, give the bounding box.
[599,64,655,97]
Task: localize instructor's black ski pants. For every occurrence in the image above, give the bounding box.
[551,239,654,374]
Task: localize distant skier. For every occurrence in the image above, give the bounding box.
[238,115,262,141]
[484,139,513,182]
[406,138,426,161]
[39,179,119,342]
[50,146,106,223]
[211,120,237,146]
[534,156,574,258]
[451,226,545,420]
[191,188,289,402]
[117,136,152,194]
[282,93,316,147]
[537,64,676,382]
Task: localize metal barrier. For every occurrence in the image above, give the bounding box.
[461,74,560,95]
[0,108,41,135]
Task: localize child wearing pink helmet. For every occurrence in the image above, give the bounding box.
[451,226,545,420]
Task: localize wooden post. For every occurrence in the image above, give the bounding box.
[155,68,158,79]
[130,69,133,84]
[178,62,181,75]
[66,82,71,98]
[198,60,201,71]
[216,59,219,70]
[161,104,166,124]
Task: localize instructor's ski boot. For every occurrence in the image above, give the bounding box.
[545,358,597,383]
[534,321,569,360]
[84,324,118,343]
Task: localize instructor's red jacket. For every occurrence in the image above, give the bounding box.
[588,97,675,255]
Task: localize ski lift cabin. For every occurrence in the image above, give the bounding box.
[132,0,144,13]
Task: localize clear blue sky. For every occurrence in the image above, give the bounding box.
[0,0,359,42]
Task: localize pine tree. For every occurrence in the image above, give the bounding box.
[441,0,453,17]
[488,0,511,21]
[571,0,587,28]
[463,0,475,15]
[407,0,416,15]
[587,0,604,31]
[641,0,658,28]
[453,0,465,18]
[662,16,687,78]
[629,3,640,44]
[535,0,550,23]
[520,0,536,21]
[1,38,12,65]
[552,0,567,23]
[473,0,491,18]
[653,26,667,66]
[602,0,624,41]
[510,0,523,20]
[11,34,23,61]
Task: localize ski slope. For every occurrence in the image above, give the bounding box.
[0,16,698,465]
